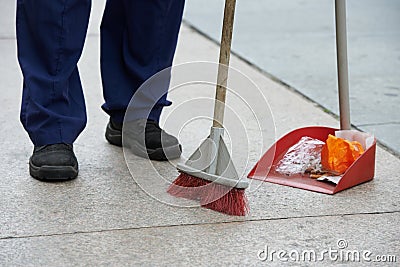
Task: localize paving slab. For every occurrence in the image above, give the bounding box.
[0,0,15,38]
[1,213,398,266]
[1,24,399,239]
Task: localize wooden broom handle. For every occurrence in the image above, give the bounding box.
[213,0,236,128]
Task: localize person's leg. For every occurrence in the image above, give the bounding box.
[17,0,91,180]
[100,0,185,124]
[17,0,91,146]
[101,0,185,160]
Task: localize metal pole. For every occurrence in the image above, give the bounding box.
[335,0,351,130]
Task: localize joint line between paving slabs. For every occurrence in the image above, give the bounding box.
[1,210,399,241]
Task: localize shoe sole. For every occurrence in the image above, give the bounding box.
[106,123,182,161]
[29,160,78,181]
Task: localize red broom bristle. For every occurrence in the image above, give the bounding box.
[201,183,249,216]
[168,172,249,216]
[167,172,207,200]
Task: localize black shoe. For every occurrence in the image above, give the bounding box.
[105,119,182,161]
[105,120,123,147]
[29,144,78,181]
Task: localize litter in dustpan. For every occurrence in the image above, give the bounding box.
[248,0,377,194]
[321,134,365,174]
[247,127,376,194]
[274,136,325,176]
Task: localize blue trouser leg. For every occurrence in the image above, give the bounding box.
[17,0,91,146]
[17,0,184,146]
[100,0,185,124]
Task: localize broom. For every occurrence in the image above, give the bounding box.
[167,0,249,216]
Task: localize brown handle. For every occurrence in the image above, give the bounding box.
[212,0,236,128]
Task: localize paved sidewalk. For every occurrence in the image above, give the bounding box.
[1,1,399,266]
[184,0,400,155]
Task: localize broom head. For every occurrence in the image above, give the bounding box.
[167,128,249,216]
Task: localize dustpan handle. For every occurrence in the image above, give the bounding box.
[213,0,236,128]
[335,0,351,130]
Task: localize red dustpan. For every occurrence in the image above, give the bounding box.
[247,0,377,194]
[247,126,376,194]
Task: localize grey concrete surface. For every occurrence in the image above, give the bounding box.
[1,213,398,266]
[1,0,399,266]
[184,0,400,155]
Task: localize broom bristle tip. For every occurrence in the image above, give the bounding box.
[168,172,249,216]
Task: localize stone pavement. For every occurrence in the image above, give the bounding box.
[184,0,400,155]
[0,0,399,266]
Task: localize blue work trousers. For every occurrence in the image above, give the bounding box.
[16,0,185,146]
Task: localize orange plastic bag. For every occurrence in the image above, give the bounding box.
[321,134,364,174]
